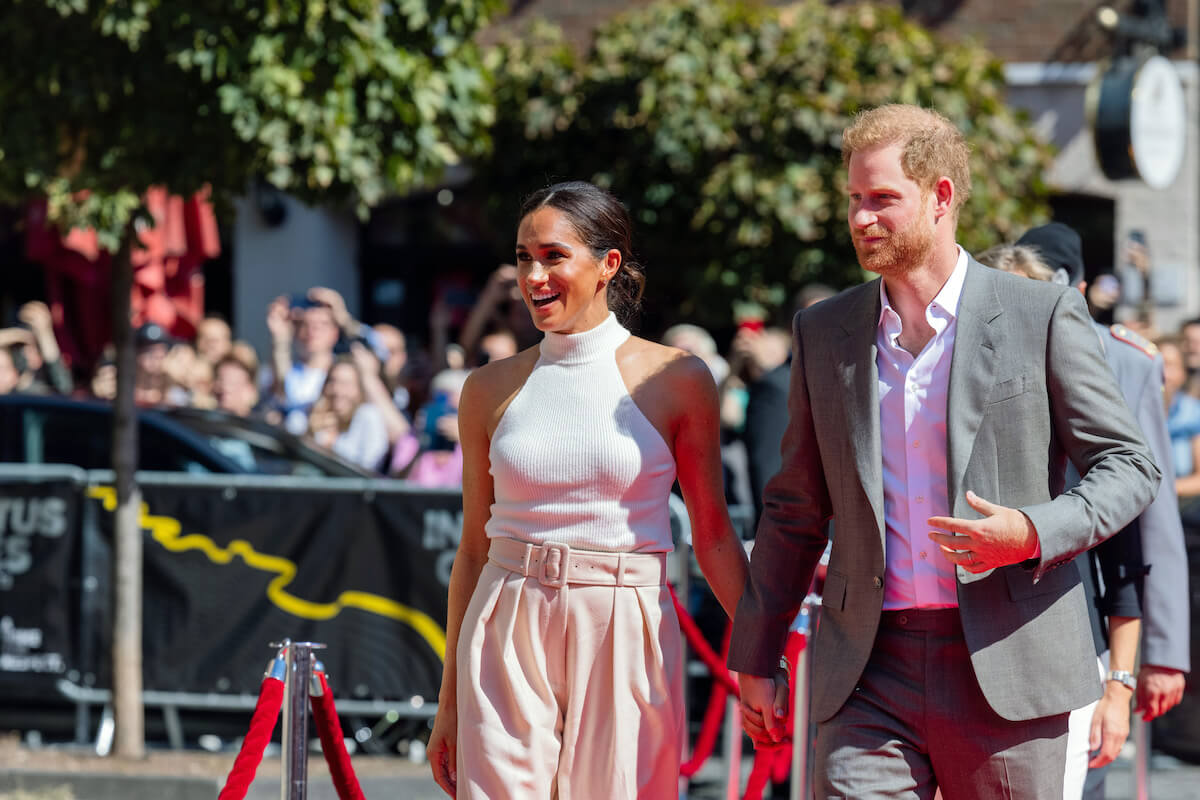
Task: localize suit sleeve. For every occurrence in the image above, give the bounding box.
[1019,289,1162,581]
[1134,355,1191,672]
[728,312,832,676]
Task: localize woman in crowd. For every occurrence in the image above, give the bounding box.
[306,357,389,472]
[427,181,749,799]
[1157,335,1200,503]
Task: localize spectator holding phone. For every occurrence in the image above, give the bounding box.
[265,292,340,434]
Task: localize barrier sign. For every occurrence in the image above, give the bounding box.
[86,483,462,702]
[0,480,78,697]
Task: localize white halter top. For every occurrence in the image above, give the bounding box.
[485,313,677,552]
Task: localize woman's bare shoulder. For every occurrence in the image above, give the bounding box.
[621,336,715,390]
[461,345,540,418]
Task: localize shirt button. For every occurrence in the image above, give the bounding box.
[920,551,928,560]
[913,441,921,449]
[915,495,924,503]
[873,576,883,589]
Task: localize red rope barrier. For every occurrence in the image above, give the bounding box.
[669,585,739,695]
[218,675,285,800]
[309,670,366,800]
[680,623,733,778]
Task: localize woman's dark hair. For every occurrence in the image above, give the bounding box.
[519,181,645,324]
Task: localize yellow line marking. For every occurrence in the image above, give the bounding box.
[88,486,446,659]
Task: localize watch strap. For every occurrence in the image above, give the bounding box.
[1106,669,1137,691]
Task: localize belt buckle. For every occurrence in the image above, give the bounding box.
[538,542,570,588]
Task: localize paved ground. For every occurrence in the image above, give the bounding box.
[4,734,1198,799]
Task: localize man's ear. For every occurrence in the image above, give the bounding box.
[933,177,954,220]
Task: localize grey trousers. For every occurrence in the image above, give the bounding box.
[813,609,1070,799]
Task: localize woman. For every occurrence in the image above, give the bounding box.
[307,357,389,472]
[427,181,749,799]
[1157,335,1200,502]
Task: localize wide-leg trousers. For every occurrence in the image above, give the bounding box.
[455,539,684,800]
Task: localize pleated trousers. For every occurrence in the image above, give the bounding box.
[455,540,684,800]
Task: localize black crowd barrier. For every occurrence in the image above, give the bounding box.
[0,466,712,746]
[0,466,467,713]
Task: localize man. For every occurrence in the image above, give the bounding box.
[1016,223,1190,798]
[730,105,1160,798]
[265,294,341,434]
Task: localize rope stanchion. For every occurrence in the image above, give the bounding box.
[670,584,816,800]
[218,651,287,800]
[310,668,366,800]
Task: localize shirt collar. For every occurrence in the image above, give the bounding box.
[877,245,969,326]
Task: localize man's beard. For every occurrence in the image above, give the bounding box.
[853,215,935,277]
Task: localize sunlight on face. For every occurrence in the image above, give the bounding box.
[515,207,615,335]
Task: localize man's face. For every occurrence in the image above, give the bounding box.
[296,306,339,357]
[847,142,937,278]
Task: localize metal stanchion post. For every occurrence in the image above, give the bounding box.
[275,640,326,800]
[790,596,818,800]
[1135,715,1150,800]
[725,698,742,800]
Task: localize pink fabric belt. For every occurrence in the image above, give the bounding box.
[487,537,669,588]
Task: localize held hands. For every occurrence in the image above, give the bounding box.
[1136,665,1187,721]
[927,491,1039,573]
[737,669,790,746]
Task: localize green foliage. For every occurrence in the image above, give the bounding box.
[480,0,1055,330]
[0,0,499,248]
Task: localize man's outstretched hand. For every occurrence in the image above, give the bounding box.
[928,491,1039,573]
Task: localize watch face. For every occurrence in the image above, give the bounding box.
[1129,55,1187,190]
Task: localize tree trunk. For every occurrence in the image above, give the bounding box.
[110,233,145,758]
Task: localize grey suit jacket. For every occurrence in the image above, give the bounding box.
[1088,322,1191,672]
[729,260,1161,722]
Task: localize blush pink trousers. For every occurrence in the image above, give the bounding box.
[455,538,685,799]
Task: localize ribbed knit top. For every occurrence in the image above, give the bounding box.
[486,313,677,553]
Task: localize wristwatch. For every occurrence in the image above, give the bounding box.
[1106,669,1138,691]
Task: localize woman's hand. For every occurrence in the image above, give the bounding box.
[428,705,458,797]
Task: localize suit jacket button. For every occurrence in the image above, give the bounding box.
[873,576,883,589]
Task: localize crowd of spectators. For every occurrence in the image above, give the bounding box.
[10,263,1200,505]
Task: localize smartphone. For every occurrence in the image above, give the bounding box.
[290,293,320,310]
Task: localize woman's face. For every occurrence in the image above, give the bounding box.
[324,363,363,420]
[1161,342,1186,395]
[515,207,619,334]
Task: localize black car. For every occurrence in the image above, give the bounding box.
[0,394,374,477]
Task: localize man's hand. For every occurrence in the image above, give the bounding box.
[927,491,1039,573]
[1088,684,1133,767]
[266,296,293,345]
[1136,665,1187,720]
[737,670,789,746]
[308,287,355,333]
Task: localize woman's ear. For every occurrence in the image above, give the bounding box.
[603,248,622,283]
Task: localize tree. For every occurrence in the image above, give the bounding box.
[479,0,1056,332]
[0,0,498,756]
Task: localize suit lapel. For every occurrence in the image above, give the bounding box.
[946,260,1002,580]
[837,282,886,546]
